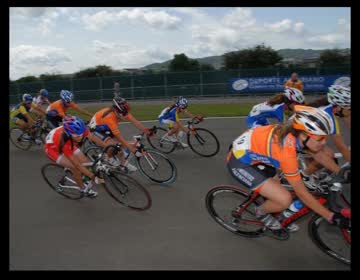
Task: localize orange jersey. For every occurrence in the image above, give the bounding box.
[231,125,301,181]
[284,79,304,91]
[47,100,79,118]
[91,108,120,136]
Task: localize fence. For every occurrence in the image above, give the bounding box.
[9,66,350,104]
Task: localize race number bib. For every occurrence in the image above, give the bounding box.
[233,129,253,151]
[45,128,57,144]
[89,117,97,130]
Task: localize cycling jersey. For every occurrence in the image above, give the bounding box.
[44,126,89,163]
[229,125,301,182]
[159,106,179,122]
[46,100,79,118]
[10,102,38,121]
[319,104,341,135]
[246,102,286,128]
[284,79,304,91]
[33,96,49,106]
[89,108,120,136]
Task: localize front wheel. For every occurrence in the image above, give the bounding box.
[205,185,265,238]
[136,149,177,185]
[9,128,32,151]
[103,171,152,210]
[308,214,351,265]
[187,128,220,157]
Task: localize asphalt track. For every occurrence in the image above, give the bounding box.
[10,117,350,270]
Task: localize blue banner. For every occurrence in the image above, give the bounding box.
[230,75,350,93]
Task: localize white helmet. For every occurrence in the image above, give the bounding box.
[327,85,351,109]
[292,105,334,136]
[284,87,305,104]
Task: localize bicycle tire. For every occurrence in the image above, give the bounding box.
[41,163,84,200]
[308,214,351,265]
[147,127,176,154]
[84,145,103,161]
[205,185,266,238]
[187,128,220,157]
[9,128,32,151]
[102,170,152,210]
[135,149,177,184]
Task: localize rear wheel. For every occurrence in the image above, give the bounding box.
[205,185,265,237]
[9,128,32,151]
[147,127,176,154]
[309,214,350,265]
[41,163,83,200]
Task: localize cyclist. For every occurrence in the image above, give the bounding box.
[44,115,108,197]
[227,105,350,240]
[10,93,47,144]
[246,87,305,129]
[89,97,151,172]
[300,85,351,185]
[46,90,93,129]
[158,96,202,148]
[33,89,51,107]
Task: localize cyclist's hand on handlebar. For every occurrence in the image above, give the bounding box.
[94,176,105,184]
[195,114,204,121]
[338,164,351,182]
[330,211,350,228]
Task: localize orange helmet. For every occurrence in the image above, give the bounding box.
[292,105,333,136]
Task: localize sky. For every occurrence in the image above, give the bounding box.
[10,7,351,80]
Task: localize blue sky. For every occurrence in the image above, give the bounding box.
[10,7,350,80]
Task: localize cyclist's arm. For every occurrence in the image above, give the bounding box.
[343,115,351,131]
[21,110,35,126]
[125,113,148,133]
[183,110,195,119]
[87,132,108,148]
[290,179,333,221]
[113,132,136,153]
[33,106,46,116]
[331,134,351,163]
[66,154,94,179]
[75,107,93,117]
[311,147,341,174]
[176,119,189,133]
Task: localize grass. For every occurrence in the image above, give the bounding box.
[9,102,257,128]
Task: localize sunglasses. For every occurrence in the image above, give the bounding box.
[303,132,326,142]
[71,133,83,138]
[25,102,32,105]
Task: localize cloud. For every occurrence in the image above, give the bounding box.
[10,45,72,79]
[82,8,182,31]
[306,34,345,47]
[265,19,292,33]
[222,8,256,29]
[293,22,305,33]
[10,7,52,18]
[338,18,346,25]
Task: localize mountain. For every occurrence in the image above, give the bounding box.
[142,48,350,71]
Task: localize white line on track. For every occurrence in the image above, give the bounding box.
[120,116,247,124]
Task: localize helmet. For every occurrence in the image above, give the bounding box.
[63,115,86,136]
[40,89,49,97]
[327,85,351,109]
[113,97,130,115]
[22,93,33,102]
[292,105,334,136]
[175,96,188,109]
[60,90,73,103]
[284,87,304,104]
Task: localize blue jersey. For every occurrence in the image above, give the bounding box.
[246,102,286,129]
[319,104,340,135]
[158,106,179,122]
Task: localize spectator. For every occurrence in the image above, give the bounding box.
[284,72,304,92]
[114,81,121,98]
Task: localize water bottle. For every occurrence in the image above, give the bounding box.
[123,148,130,159]
[278,200,303,221]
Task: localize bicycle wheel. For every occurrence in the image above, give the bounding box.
[41,163,83,200]
[187,128,220,157]
[205,185,266,238]
[135,149,177,184]
[9,128,32,151]
[103,170,152,210]
[39,127,51,144]
[147,127,176,154]
[309,214,350,265]
[84,145,102,162]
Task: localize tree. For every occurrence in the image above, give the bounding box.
[15,76,39,83]
[74,65,114,78]
[39,73,67,81]
[223,44,283,69]
[200,63,215,71]
[319,49,349,67]
[169,53,200,72]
